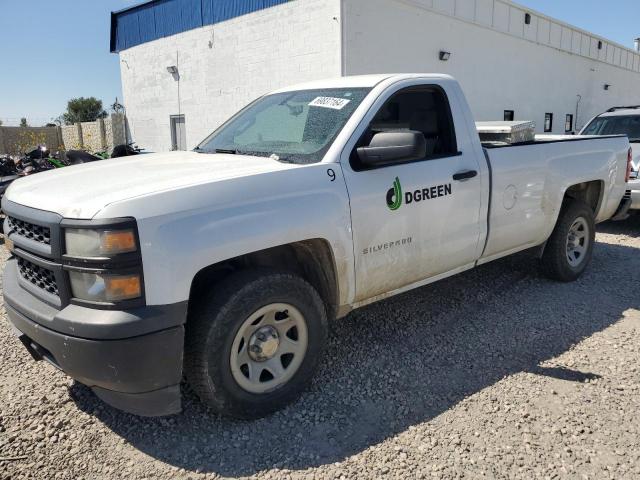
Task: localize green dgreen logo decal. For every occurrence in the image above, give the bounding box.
[386,177,402,211]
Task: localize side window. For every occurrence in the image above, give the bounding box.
[544,113,554,133]
[627,116,640,139]
[504,110,515,121]
[353,86,457,168]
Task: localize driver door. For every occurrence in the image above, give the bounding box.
[341,81,483,302]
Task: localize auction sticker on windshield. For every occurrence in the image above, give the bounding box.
[309,97,351,110]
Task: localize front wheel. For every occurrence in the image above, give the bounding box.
[184,269,328,419]
[541,199,595,282]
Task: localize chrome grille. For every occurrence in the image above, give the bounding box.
[7,216,51,245]
[17,257,58,297]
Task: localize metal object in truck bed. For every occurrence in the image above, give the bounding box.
[476,121,536,145]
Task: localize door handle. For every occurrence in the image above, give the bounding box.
[452,170,478,181]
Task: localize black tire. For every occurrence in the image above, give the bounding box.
[184,269,328,419]
[65,150,101,165]
[541,199,595,282]
[111,144,136,158]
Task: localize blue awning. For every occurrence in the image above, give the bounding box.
[110,0,291,52]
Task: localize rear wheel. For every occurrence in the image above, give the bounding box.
[184,269,328,419]
[541,199,595,282]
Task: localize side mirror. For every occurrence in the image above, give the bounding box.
[357,130,426,166]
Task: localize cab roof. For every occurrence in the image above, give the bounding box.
[270,74,455,94]
[599,106,640,117]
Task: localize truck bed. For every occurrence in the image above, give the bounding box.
[480,133,630,264]
[481,134,626,149]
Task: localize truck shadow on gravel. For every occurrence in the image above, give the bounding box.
[597,213,640,237]
[70,218,640,477]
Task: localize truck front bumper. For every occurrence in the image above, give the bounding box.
[3,258,186,417]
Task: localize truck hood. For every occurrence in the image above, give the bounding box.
[4,151,299,218]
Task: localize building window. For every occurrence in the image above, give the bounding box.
[565,114,574,133]
[544,113,553,133]
[504,110,515,121]
[170,115,186,150]
[524,13,531,25]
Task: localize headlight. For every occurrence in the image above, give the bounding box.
[65,228,137,257]
[69,271,142,302]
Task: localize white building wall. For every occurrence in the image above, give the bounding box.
[343,0,640,133]
[120,0,342,152]
[120,0,640,150]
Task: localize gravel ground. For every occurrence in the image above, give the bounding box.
[1,216,639,480]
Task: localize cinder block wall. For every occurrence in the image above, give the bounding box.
[105,114,127,149]
[80,119,106,152]
[61,124,83,150]
[0,127,63,155]
[0,116,127,155]
[61,114,127,152]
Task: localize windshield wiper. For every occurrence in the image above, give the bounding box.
[210,148,295,161]
[193,147,240,154]
[215,148,281,159]
[273,155,296,163]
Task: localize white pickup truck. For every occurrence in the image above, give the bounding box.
[2,74,632,418]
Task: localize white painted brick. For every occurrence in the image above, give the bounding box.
[120,0,342,152]
[119,0,640,147]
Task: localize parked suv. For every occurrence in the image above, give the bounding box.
[581,106,640,212]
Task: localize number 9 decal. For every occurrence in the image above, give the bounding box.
[327,168,336,182]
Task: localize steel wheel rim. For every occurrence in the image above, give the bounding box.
[230,303,308,394]
[566,217,589,267]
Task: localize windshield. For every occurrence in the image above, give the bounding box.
[581,115,640,141]
[196,88,371,164]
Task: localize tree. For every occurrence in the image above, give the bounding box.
[0,119,3,126]
[62,97,107,125]
[20,117,28,127]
